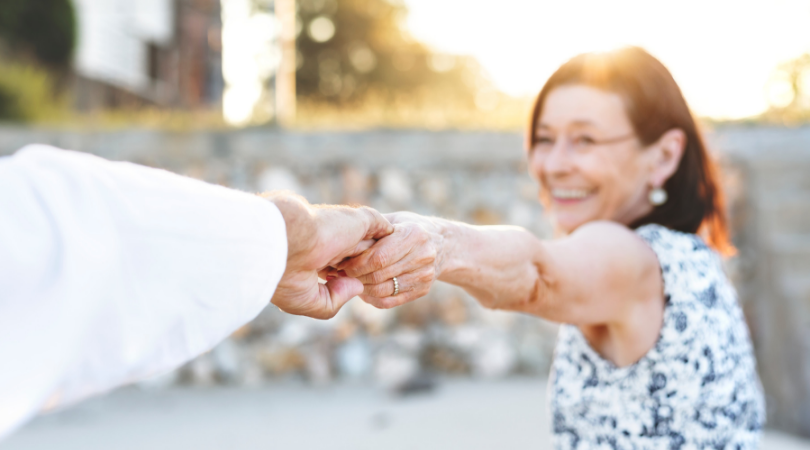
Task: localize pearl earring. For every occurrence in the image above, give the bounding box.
[649,187,668,206]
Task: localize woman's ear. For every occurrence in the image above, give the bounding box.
[648,128,686,187]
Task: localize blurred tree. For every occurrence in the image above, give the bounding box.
[288,0,489,107]
[0,0,77,69]
[762,53,810,123]
[0,0,75,121]
[0,60,67,122]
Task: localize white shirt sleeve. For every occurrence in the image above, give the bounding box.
[0,145,288,439]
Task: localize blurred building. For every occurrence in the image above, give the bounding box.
[71,0,223,110]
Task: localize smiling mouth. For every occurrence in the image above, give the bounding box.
[550,188,595,201]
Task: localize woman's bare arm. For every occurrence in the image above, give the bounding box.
[340,213,662,327]
[440,219,661,325]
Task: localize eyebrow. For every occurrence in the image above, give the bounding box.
[536,120,597,132]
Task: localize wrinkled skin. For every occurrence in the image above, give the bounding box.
[265,193,393,319]
[336,212,444,309]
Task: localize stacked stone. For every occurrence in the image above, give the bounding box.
[7,127,806,404]
[168,154,559,389]
[0,129,562,389]
[164,283,558,390]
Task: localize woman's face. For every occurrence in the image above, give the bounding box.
[528,84,660,234]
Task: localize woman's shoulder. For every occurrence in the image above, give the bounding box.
[634,223,727,302]
[635,223,709,251]
[634,224,715,266]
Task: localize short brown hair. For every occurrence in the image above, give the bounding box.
[527,46,734,255]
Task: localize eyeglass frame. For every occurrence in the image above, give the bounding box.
[530,132,637,153]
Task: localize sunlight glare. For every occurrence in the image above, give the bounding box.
[221,0,279,126]
[223,82,263,127]
[308,16,336,43]
[767,74,795,109]
[403,0,810,119]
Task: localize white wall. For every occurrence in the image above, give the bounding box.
[72,0,174,93]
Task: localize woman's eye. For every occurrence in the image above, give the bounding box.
[532,137,554,153]
[573,135,596,145]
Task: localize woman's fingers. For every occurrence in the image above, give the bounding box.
[339,223,422,278]
[363,278,398,299]
[360,289,423,309]
[362,270,417,298]
[330,217,441,312]
[359,267,435,309]
[353,238,437,288]
[323,239,376,269]
[354,250,417,285]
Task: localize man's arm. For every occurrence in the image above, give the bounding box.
[0,145,390,440]
[0,145,288,439]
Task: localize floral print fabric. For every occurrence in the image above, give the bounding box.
[550,224,765,450]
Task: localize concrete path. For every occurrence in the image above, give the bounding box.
[3,379,808,450]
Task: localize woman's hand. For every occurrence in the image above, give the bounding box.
[337,212,446,309]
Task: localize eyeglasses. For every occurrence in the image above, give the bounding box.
[531,133,636,153]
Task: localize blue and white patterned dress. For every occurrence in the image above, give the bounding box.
[550,224,765,450]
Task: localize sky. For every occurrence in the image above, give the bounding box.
[403,0,810,119]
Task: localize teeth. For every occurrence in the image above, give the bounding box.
[552,188,593,199]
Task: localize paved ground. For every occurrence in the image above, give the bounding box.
[3,379,809,450]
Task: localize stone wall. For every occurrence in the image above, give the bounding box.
[1,126,808,434]
[0,128,559,391]
[713,128,810,436]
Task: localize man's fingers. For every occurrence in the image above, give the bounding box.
[274,273,360,320]
[354,239,376,254]
[325,239,376,268]
[318,268,332,280]
[347,239,375,258]
[339,228,412,277]
[362,207,395,240]
[314,277,363,319]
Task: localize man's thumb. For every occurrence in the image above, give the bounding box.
[322,276,363,315]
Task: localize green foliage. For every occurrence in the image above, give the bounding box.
[0,59,68,122]
[0,0,77,68]
[291,0,487,107]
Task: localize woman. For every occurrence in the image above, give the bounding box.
[338,47,765,448]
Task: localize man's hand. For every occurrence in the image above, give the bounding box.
[264,192,393,319]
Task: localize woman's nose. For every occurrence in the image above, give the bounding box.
[532,140,573,179]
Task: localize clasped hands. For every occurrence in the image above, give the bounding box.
[266,193,445,319]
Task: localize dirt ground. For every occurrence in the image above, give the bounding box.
[3,378,808,450]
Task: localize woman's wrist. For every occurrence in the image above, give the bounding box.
[432,218,464,282]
